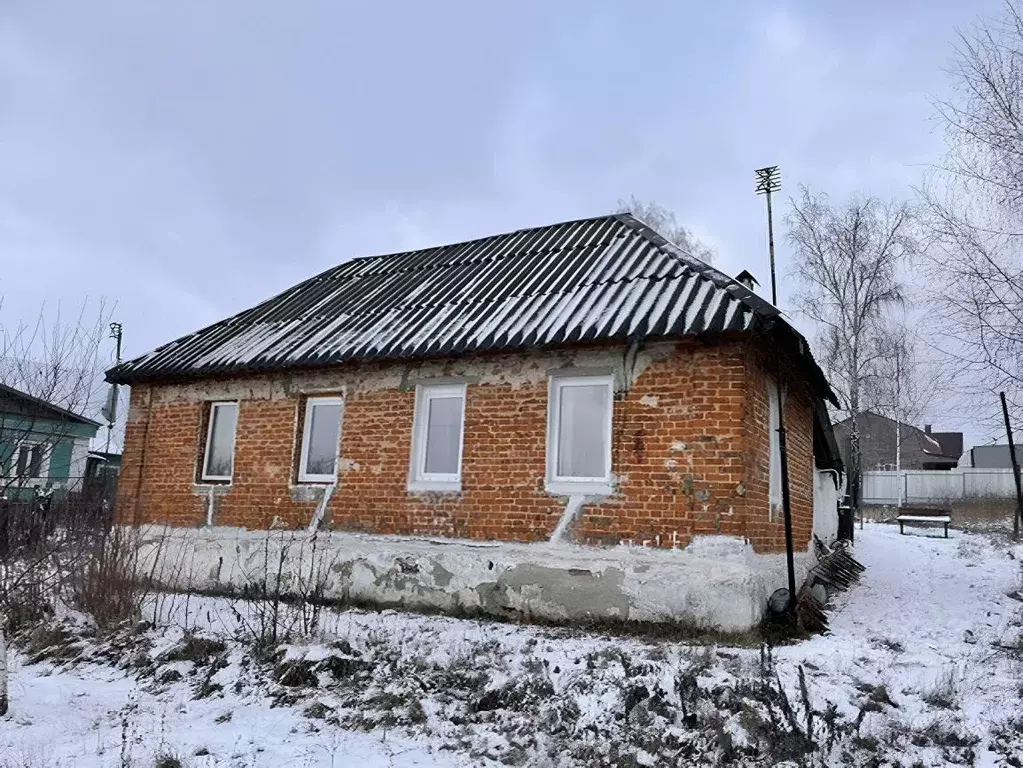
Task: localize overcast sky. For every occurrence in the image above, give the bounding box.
[0,1,1005,443]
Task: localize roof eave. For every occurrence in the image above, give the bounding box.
[105,329,763,387]
[0,382,102,428]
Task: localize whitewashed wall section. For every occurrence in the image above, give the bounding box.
[135,526,817,633]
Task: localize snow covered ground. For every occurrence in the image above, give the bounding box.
[2,653,447,768]
[2,522,1022,767]
[776,522,1023,758]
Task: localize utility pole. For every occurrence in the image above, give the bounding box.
[110,322,123,364]
[103,323,123,458]
[755,165,797,613]
[895,353,902,509]
[756,167,780,306]
[1000,392,1022,540]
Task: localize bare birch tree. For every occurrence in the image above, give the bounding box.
[863,321,948,429]
[864,327,952,502]
[935,1,1023,215]
[786,187,917,507]
[617,196,714,263]
[921,0,1023,423]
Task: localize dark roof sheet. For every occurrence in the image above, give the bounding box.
[930,431,964,459]
[107,213,823,391]
[0,383,101,428]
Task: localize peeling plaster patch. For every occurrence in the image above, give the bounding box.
[192,484,230,499]
[665,458,677,468]
[735,483,746,496]
[289,485,321,503]
[628,342,677,383]
[670,441,687,452]
[431,561,453,588]
[339,458,361,472]
[639,395,659,408]
[498,564,631,620]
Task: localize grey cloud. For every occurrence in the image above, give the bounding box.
[0,0,1004,417]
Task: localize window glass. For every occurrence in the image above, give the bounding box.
[16,445,29,477]
[29,446,42,477]
[424,396,462,475]
[204,403,238,479]
[410,384,466,488]
[302,399,342,478]
[15,445,43,478]
[555,381,610,479]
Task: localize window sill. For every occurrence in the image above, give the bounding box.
[408,479,462,494]
[546,480,614,497]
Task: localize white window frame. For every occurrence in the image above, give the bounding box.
[408,383,466,493]
[546,373,614,496]
[298,396,344,483]
[201,401,239,483]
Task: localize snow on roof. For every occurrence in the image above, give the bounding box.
[106,213,812,386]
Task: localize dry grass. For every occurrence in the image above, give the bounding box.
[921,666,962,710]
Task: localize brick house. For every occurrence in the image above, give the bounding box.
[109,212,841,561]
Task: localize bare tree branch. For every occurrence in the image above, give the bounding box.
[616,196,715,263]
[0,299,111,497]
[0,296,116,715]
[786,187,916,507]
[786,187,916,418]
[922,0,1023,427]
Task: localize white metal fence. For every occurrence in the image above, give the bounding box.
[862,469,1020,505]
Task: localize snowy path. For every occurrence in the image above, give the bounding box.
[776,523,1023,759]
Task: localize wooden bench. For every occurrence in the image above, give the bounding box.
[897,514,951,538]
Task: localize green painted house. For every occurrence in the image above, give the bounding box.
[0,383,100,499]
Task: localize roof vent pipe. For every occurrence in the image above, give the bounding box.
[736,270,759,292]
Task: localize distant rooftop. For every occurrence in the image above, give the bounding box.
[962,444,1023,468]
[0,382,100,428]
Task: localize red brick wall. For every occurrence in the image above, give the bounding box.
[741,346,816,553]
[116,338,818,553]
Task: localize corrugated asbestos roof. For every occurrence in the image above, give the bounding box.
[106,213,808,386]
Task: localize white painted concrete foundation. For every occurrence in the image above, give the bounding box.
[136,526,817,632]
